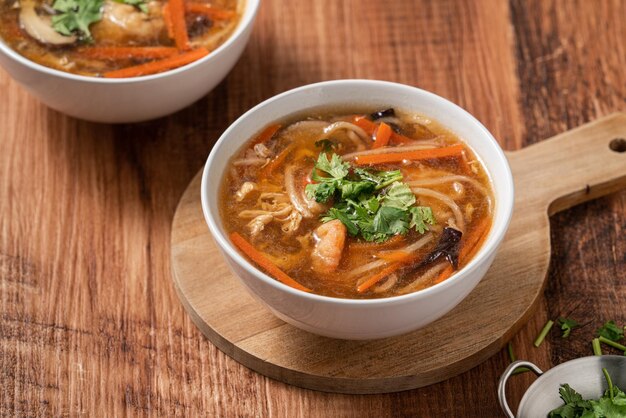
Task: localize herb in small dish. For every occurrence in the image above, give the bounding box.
[548,368,626,418]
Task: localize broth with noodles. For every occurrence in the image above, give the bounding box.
[220,108,494,299]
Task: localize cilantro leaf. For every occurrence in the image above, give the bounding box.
[52,0,104,41]
[322,207,358,236]
[371,206,409,237]
[353,167,403,189]
[339,181,374,200]
[597,320,624,342]
[560,384,584,404]
[115,0,148,12]
[306,182,336,203]
[409,206,436,234]
[558,317,580,338]
[381,182,416,210]
[315,153,350,179]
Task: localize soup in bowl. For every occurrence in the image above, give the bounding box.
[0,0,259,122]
[202,80,514,339]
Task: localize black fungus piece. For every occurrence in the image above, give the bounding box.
[370,108,396,120]
[424,227,462,269]
[393,227,463,283]
[187,15,213,38]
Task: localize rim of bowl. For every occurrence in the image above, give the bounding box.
[0,0,260,83]
[519,355,626,406]
[201,79,514,305]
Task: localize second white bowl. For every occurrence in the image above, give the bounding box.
[0,0,259,123]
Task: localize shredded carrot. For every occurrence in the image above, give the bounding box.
[103,48,209,78]
[186,2,236,20]
[162,4,175,39]
[252,124,281,145]
[376,250,413,263]
[230,232,311,292]
[168,0,191,50]
[433,218,492,284]
[357,262,407,294]
[434,266,454,285]
[353,115,412,145]
[258,143,295,179]
[352,115,377,136]
[77,46,179,60]
[372,122,392,149]
[354,144,465,166]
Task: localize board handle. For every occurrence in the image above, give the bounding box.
[498,360,544,418]
[506,113,626,215]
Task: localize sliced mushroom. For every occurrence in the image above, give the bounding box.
[20,0,77,45]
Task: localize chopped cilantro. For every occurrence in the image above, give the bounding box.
[307,153,436,242]
[51,0,103,41]
[558,317,580,338]
[597,320,624,342]
[549,369,626,418]
[410,207,436,234]
[115,0,149,12]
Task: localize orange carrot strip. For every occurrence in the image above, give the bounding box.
[230,232,311,292]
[390,131,412,145]
[352,115,377,136]
[186,2,236,20]
[376,250,413,263]
[168,0,191,50]
[103,48,209,78]
[372,122,392,149]
[78,47,179,60]
[162,4,175,39]
[258,143,295,179]
[434,266,454,285]
[353,115,412,145]
[252,124,281,145]
[354,144,465,166]
[434,218,492,284]
[357,262,407,294]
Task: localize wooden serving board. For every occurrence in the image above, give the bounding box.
[170,113,626,394]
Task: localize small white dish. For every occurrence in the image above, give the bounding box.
[201,79,514,340]
[0,0,259,123]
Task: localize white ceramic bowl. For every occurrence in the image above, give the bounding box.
[202,80,514,340]
[0,0,259,123]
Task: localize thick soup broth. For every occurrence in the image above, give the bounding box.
[0,0,242,77]
[220,108,494,299]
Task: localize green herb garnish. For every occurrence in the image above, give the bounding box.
[534,319,554,347]
[306,153,435,242]
[116,0,148,12]
[597,320,624,342]
[548,369,626,418]
[593,338,603,356]
[51,0,104,42]
[558,317,580,338]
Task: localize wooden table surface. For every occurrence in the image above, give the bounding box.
[1,0,624,416]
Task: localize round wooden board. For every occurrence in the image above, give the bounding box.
[170,114,626,394]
